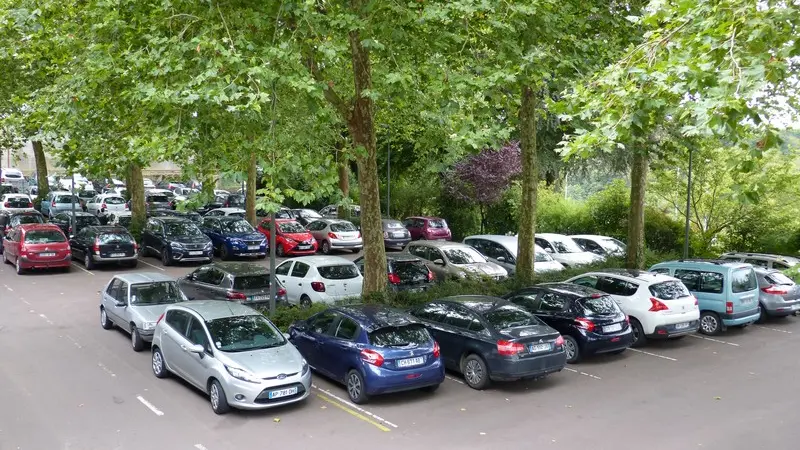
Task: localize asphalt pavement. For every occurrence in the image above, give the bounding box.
[2,250,799,450]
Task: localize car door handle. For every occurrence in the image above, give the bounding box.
[180,344,189,352]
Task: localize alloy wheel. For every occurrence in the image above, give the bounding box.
[152,351,163,375]
[564,339,577,361]
[347,373,362,400]
[701,315,718,334]
[210,384,220,410]
[101,309,108,327]
[464,359,483,386]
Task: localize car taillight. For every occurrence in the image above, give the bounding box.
[27,202,33,208]
[51,200,56,207]
[726,301,734,314]
[427,270,435,282]
[648,297,669,312]
[101,203,107,210]
[3,202,9,208]
[327,232,337,239]
[226,291,247,300]
[762,285,790,295]
[357,232,361,238]
[133,242,139,252]
[433,341,440,358]
[156,313,165,325]
[555,335,564,347]
[277,287,287,296]
[387,273,401,285]
[311,281,325,292]
[691,295,698,306]
[574,317,596,332]
[497,339,525,356]
[124,203,129,210]
[360,349,384,366]
[93,239,100,254]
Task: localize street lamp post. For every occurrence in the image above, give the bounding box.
[386,137,391,218]
[683,147,693,259]
[70,174,77,237]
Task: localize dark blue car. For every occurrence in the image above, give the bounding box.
[288,305,444,404]
[200,216,266,260]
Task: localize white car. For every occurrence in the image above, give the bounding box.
[108,211,132,228]
[535,233,604,268]
[58,173,92,191]
[86,194,128,217]
[214,189,230,196]
[204,207,245,218]
[566,270,700,347]
[0,193,34,212]
[143,178,155,189]
[463,234,564,275]
[274,255,363,306]
[570,234,627,258]
[0,168,25,189]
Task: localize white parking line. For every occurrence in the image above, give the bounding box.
[22,300,30,305]
[3,284,13,291]
[445,375,465,385]
[138,259,165,271]
[689,334,740,347]
[754,325,793,334]
[563,367,602,380]
[70,262,94,275]
[194,445,209,450]
[136,395,164,416]
[65,335,83,349]
[311,384,398,428]
[98,362,117,378]
[628,348,677,361]
[38,313,54,325]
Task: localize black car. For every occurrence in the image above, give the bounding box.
[177,262,288,305]
[354,254,435,292]
[139,217,213,266]
[50,211,101,237]
[145,193,172,211]
[0,210,45,252]
[408,296,567,389]
[70,226,138,269]
[503,283,633,364]
[382,219,411,249]
[149,208,202,225]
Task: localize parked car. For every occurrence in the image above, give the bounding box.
[145,192,172,211]
[204,207,246,218]
[143,178,155,189]
[99,273,186,350]
[649,260,760,335]
[504,283,633,363]
[753,267,800,321]
[0,167,25,190]
[408,296,566,389]
[306,219,363,254]
[320,204,360,219]
[405,240,507,281]
[382,219,411,249]
[534,233,603,268]
[274,256,363,306]
[70,226,138,269]
[57,173,91,191]
[257,218,318,257]
[719,252,799,271]
[291,208,323,226]
[179,262,288,305]
[0,183,18,195]
[156,180,185,191]
[151,300,312,414]
[403,216,452,241]
[200,216,266,260]
[0,193,34,213]
[41,191,80,219]
[149,209,203,225]
[194,195,228,215]
[463,235,564,275]
[223,194,245,208]
[570,235,627,258]
[107,211,132,229]
[2,223,72,274]
[0,210,45,249]
[354,254,436,292]
[289,305,444,404]
[50,211,101,237]
[566,269,700,346]
[86,194,127,219]
[76,189,98,212]
[140,217,213,265]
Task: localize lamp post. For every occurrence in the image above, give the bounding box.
[683,147,693,259]
[386,135,391,218]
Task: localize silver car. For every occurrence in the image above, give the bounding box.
[405,240,508,281]
[306,219,363,254]
[99,273,188,352]
[463,234,564,275]
[150,301,311,414]
[755,267,800,321]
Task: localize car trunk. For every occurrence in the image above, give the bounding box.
[648,280,698,316]
[391,260,431,287]
[22,231,69,261]
[367,324,437,371]
[329,223,360,241]
[576,296,628,334]
[497,324,562,357]
[5,197,32,209]
[231,274,277,302]
[96,232,137,258]
[317,264,360,297]
[426,220,449,238]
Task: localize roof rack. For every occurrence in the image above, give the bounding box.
[732,252,800,260]
[676,259,728,265]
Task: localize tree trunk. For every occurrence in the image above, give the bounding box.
[128,163,147,240]
[347,19,387,297]
[337,161,350,220]
[31,141,49,208]
[479,204,485,234]
[246,150,258,226]
[626,151,648,269]
[515,85,539,284]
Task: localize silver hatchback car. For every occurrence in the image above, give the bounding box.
[151,301,311,414]
[305,218,363,254]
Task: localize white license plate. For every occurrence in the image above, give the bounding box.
[397,356,425,368]
[674,322,690,330]
[39,252,56,257]
[603,323,623,333]
[188,251,202,255]
[392,232,405,238]
[251,295,269,301]
[268,386,298,399]
[297,245,311,250]
[110,253,126,258]
[247,245,260,250]
[529,343,551,353]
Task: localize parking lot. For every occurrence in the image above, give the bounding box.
[2,252,800,450]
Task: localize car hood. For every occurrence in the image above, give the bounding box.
[283,232,314,242]
[223,343,304,378]
[534,260,565,273]
[169,235,211,245]
[224,232,265,241]
[131,304,172,323]
[457,262,507,276]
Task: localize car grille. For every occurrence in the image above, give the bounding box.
[263,371,299,380]
[254,382,306,404]
[244,240,262,246]
[184,243,205,251]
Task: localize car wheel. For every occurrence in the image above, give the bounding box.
[420,383,440,393]
[131,325,145,352]
[161,248,172,266]
[209,379,231,415]
[461,354,490,390]
[84,253,95,270]
[220,245,230,261]
[300,295,312,308]
[100,307,113,330]
[757,304,769,323]
[152,347,169,378]
[321,240,331,254]
[276,244,285,257]
[699,311,722,335]
[15,258,24,275]
[346,370,369,404]
[629,318,646,348]
[563,335,581,364]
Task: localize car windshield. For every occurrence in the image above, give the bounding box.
[599,238,626,253]
[649,280,691,300]
[535,251,553,262]
[302,209,321,218]
[330,222,357,232]
[55,195,79,203]
[164,222,204,237]
[443,247,486,265]
[222,220,254,233]
[105,197,125,205]
[24,230,65,244]
[766,272,795,286]
[318,264,360,280]
[232,275,271,290]
[732,268,758,293]
[130,281,184,305]
[206,315,286,352]
[98,232,134,244]
[393,260,429,282]
[369,324,430,347]
[427,219,447,228]
[549,237,584,253]
[578,296,620,315]
[485,305,543,329]
[277,221,305,233]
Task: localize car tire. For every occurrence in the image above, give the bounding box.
[131,325,145,352]
[220,245,230,261]
[629,318,646,348]
[100,307,113,330]
[563,335,581,364]
[276,245,285,257]
[461,354,490,390]
[421,383,440,393]
[152,347,169,378]
[300,295,312,308]
[699,311,722,335]
[209,379,231,415]
[161,247,172,266]
[321,240,331,254]
[15,258,24,275]
[84,253,95,270]
[346,370,369,404]
[757,304,769,323]
[352,248,361,254]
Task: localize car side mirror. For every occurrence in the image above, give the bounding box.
[282,332,291,340]
[188,344,205,355]
[433,259,445,266]
[496,256,506,263]
[114,300,126,307]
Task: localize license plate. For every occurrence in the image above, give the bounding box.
[268,386,298,399]
[247,245,260,250]
[397,356,425,368]
[529,343,551,353]
[392,232,405,238]
[297,245,311,250]
[188,251,202,255]
[251,295,268,301]
[674,322,690,330]
[603,323,623,333]
[39,252,56,257]
[110,253,126,258]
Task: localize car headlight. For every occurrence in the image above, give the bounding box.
[301,359,309,375]
[203,242,213,250]
[170,242,184,249]
[142,321,156,331]
[260,239,267,246]
[285,238,296,244]
[225,365,261,383]
[230,238,243,246]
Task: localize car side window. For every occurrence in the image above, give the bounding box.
[414,219,425,228]
[538,293,567,312]
[744,258,769,268]
[650,268,671,275]
[507,292,539,311]
[581,240,604,254]
[308,312,338,335]
[106,278,122,298]
[571,275,599,289]
[291,262,310,278]
[411,302,449,323]
[443,306,481,330]
[408,245,427,260]
[208,268,226,285]
[334,317,359,340]
[430,248,445,262]
[186,317,210,351]
[192,266,214,283]
[165,310,191,336]
[115,282,129,302]
[674,270,724,294]
[275,261,292,276]
[774,262,790,270]
[596,277,638,296]
[535,238,554,252]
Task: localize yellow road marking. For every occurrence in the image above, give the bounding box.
[315,393,390,432]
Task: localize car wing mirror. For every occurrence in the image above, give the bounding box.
[114,299,127,307]
[433,259,445,266]
[187,344,205,355]
[496,256,506,263]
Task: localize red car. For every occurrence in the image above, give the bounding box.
[2,223,72,274]
[403,216,452,241]
[257,218,318,257]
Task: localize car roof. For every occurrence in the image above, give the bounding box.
[19,223,61,232]
[212,262,268,275]
[535,233,571,239]
[570,234,617,240]
[386,254,424,262]
[114,272,175,284]
[286,255,355,266]
[177,300,258,321]
[408,240,468,249]
[334,304,420,332]
[216,208,245,213]
[9,210,42,216]
[152,216,191,223]
[405,216,443,221]
[535,282,606,297]
[464,234,517,246]
[438,295,509,313]
[651,259,751,270]
[62,211,95,217]
[216,215,247,222]
[85,225,130,233]
[589,268,676,283]
[721,252,800,262]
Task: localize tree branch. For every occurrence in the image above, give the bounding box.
[304,52,351,120]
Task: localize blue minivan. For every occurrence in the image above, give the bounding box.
[649,260,760,335]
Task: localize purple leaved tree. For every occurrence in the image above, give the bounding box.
[444,142,522,233]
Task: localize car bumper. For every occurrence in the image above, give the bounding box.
[390,284,432,293]
[330,240,363,249]
[286,246,316,256]
[223,370,312,410]
[582,328,635,354]
[92,254,138,263]
[363,360,445,395]
[19,255,72,269]
[384,238,411,247]
[138,329,155,342]
[232,249,267,257]
[763,300,800,316]
[721,309,761,326]
[647,321,700,339]
[172,250,213,262]
[488,351,567,381]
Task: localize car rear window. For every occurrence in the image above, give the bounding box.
[55,195,78,203]
[392,260,429,282]
[76,216,100,226]
[485,305,544,329]
[105,196,125,205]
[147,195,170,203]
[330,222,357,232]
[766,272,795,286]
[98,232,134,244]
[228,196,245,206]
[578,296,620,315]
[385,221,404,229]
[5,197,31,207]
[732,268,757,293]
[368,324,431,347]
[14,214,43,225]
[24,230,65,244]
[649,281,691,300]
[317,264,360,280]
[232,275,271,290]
[427,219,446,228]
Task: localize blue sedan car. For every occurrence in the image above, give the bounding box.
[200,216,267,260]
[288,305,444,404]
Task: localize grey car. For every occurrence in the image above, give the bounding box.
[382,219,411,249]
[41,191,80,219]
[150,301,311,414]
[405,240,508,281]
[99,273,188,352]
[178,262,288,306]
[306,218,363,254]
[755,267,800,321]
